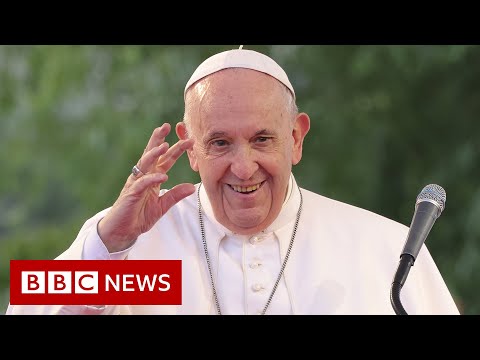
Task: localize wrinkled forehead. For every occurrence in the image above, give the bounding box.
[184,48,295,101]
[185,69,292,136]
[185,68,288,122]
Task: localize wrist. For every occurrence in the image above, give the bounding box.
[97,217,136,253]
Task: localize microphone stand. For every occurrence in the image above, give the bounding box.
[390,254,415,315]
[390,184,446,315]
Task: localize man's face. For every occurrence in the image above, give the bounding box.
[183,68,308,235]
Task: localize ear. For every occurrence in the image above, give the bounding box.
[176,122,199,172]
[291,113,310,165]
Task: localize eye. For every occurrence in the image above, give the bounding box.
[211,139,229,147]
[255,137,270,143]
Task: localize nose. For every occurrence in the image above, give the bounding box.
[230,145,259,180]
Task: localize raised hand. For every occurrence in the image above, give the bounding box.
[97,123,195,252]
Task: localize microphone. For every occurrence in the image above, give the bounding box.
[390,184,447,315]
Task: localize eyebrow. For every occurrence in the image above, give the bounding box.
[254,129,275,136]
[204,129,275,142]
[206,131,227,139]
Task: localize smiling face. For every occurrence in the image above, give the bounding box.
[178,68,310,235]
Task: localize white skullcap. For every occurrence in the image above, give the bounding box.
[184,48,295,100]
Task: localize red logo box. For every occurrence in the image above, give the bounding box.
[10,260,182,305]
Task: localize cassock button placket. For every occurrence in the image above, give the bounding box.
[252,283,265,292]
[250,236,264,245]
[249,260,262,269]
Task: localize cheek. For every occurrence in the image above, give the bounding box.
[198,158,227,180]
[263,154,291,176]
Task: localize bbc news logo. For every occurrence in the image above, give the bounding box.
[10,260,181,305]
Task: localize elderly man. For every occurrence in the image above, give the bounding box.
[6,47,460,315]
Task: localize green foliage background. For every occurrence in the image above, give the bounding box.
[1,45,478,314]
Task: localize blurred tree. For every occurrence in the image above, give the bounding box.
[1,45,478,314]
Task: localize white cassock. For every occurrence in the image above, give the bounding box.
[6,174,460,315]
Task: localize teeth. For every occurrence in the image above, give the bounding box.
[231,183,261,193]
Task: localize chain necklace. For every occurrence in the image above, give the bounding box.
[197,183,303,315]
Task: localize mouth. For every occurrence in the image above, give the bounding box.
[228,181,265,194]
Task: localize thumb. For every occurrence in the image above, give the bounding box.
[158,183,196,214]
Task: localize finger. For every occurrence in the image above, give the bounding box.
[137,142,170,175]
[128,172,169,197]
[156,138,195,173]
[157,183,196,214]
[143,123,171,154]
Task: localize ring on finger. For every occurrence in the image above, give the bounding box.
[131,164,145,178]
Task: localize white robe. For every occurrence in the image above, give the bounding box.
[6,174,460,315]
